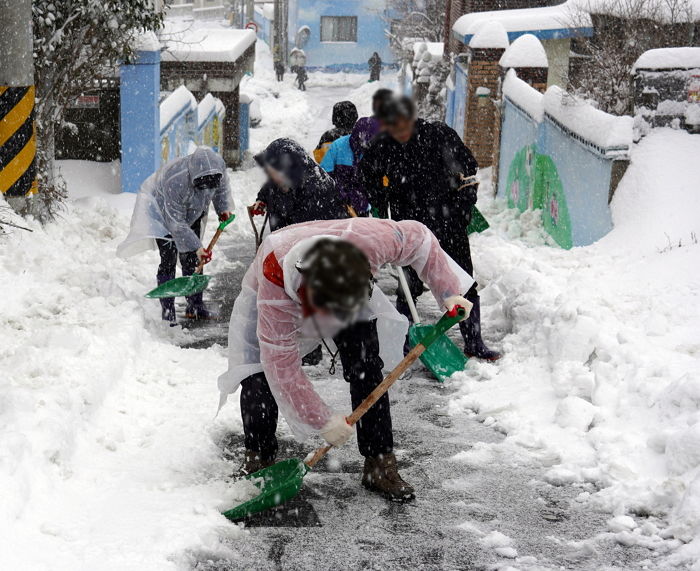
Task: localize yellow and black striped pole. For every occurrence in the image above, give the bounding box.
[0,85,37,197]
[0,0,36,201]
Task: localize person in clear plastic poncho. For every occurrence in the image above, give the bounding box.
[218,217,474,501]
[117,147,234,324]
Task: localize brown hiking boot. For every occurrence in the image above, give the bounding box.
[236,450,275,477]
[361,453,415,502]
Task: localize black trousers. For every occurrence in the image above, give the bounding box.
[155,215,203,311]
[396,227,478,310]
[240,320,392,460]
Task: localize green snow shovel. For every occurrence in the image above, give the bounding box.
[398,267,468,383]
[221,307,468,522]
[467,205,489,235]
[145,215,236,299]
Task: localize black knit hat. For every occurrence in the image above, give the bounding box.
[297,238,373,319]
[376,95,416,125]
[332,101,359,131]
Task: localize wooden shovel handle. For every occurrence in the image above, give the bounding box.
[304,343,428,468]
[194,224,226,274]
[304,307,468,468]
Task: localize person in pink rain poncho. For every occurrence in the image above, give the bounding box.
[218,217,474,500]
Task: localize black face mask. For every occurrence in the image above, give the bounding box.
[193,174,222,191]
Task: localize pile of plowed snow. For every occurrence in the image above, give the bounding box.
[451,129,700,565]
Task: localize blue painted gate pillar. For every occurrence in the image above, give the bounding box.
[120,49,160,193]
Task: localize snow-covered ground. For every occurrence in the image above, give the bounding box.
[459,129,700,566]
[1,39,699,570]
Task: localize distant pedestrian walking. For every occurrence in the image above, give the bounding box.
[368,52,382,82]
[274,60,285,82]
[296,65,308,91]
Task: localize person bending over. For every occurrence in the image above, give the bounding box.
[218,217,475,500]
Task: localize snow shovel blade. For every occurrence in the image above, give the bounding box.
[467,205,490,235]
[144,274,212,299]
[144,215,236,299]
[408,324,468,383]
[222,459,310,521]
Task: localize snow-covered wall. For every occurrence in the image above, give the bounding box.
[159,88,227,163]
[497,71,632,247]
[288,0,393,70]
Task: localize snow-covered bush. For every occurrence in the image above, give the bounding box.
[568,0,696,115]
[32,1,164,217]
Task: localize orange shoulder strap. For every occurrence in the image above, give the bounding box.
[262,252,284,287]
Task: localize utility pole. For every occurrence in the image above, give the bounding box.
[273,0,288,65]
[0,0,37,211]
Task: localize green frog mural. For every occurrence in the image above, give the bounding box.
[505,145,573,249]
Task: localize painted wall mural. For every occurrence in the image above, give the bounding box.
[497,96,625,249]
[505,144,573,249]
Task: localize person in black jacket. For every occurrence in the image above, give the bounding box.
[368,52,382,82]
[358,96,501,360]
[251,138,348,231]
[313,101,359,163]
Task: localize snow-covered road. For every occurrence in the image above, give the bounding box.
[194,272,658,570]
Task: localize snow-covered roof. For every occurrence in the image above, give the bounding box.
[500,34,548,68]
[160,21,256,63]
[453,1,593,43]
[469,21,509,49]
[132,30,160,52]
[632,47,700,71]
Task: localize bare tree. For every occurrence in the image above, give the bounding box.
[385,0,447,54]
[569,0,695,115]
[32,1,164,216]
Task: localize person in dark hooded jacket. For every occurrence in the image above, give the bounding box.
[251,138,348,232]
[368,52,382,82]
[358,96,501,361]
[313,101,358,163]
[319,117,381,215]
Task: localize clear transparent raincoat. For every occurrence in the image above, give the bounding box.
[117,148,233,258]
[218,218,475,439]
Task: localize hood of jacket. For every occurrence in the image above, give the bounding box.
[255,138,318,190]
[187,147,226,185]
[332,101,358,131]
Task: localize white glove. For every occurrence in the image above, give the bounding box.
[444,295,474,316]
[320,413,353,447]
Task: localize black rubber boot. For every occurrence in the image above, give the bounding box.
[157,274,177,326]
[396,298,414,355]
[236,450,275,478]
[185,292,214,320]
[301,345,323,366]
[161,305,177,326]
[362,453,415,502]
[461,295,502,361]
